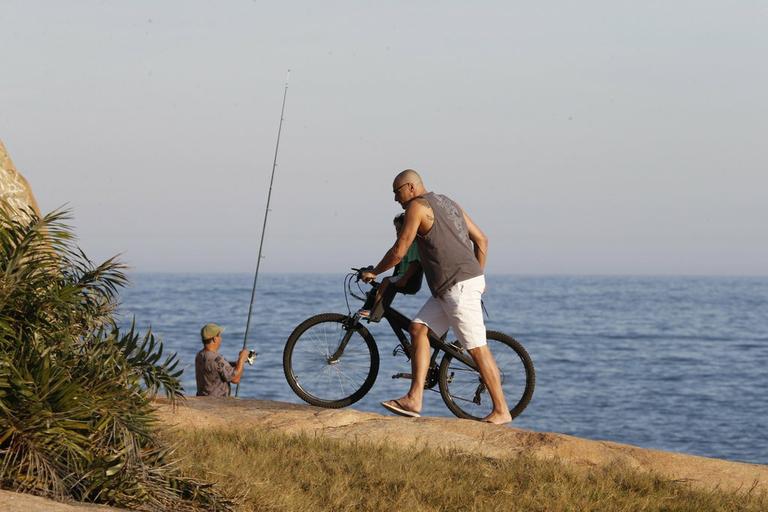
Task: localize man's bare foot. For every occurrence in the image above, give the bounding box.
[399,395,422,413]
[482,411,512,425]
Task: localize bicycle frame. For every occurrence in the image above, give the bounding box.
[338,276,479,372]
[381,305,478,371]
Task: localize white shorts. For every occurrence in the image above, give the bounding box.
[413,275,486,350]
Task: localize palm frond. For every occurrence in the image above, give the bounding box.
[0,208,230,510]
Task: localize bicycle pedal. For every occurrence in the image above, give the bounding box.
[391,372,413,380]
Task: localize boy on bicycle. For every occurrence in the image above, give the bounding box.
[359,213,422,321]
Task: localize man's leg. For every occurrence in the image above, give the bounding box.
[388,321,431,413]
[468,345,511,424]
[446,275,512,424]
[383,296,448,415]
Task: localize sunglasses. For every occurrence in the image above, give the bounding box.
[393,182,411,194]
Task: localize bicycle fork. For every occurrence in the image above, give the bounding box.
[327,320,357,364]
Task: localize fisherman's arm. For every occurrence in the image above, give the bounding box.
[223,350,249,384]
[463,211,488,269]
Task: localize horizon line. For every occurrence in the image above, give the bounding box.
[120,270,768,279]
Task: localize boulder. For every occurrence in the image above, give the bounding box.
[0,139,42,222]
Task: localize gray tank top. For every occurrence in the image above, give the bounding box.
[415,192,483,297]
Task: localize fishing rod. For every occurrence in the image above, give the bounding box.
[235,69,290,397]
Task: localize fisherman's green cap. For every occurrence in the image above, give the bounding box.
[201,323,224,341]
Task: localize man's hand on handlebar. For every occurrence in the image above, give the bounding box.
[356,266,377,284]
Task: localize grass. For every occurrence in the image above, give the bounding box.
[165,427,766,512]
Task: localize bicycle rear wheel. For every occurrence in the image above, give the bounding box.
[283,313,379,408]
[438,331,535,421]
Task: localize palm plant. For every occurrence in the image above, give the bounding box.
[0,208,232,510]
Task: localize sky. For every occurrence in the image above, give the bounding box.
[1,1,766,275]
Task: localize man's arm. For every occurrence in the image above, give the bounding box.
[463,210,488,269]
[361,202,425,282]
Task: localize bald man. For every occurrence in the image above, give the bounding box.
[361,169,512,424]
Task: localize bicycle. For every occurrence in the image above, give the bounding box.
[283,269,535,421]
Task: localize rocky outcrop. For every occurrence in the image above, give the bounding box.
[155,397,768,494]
[0,139,41,221]
[3,397,765,511]
[0,489,124,512]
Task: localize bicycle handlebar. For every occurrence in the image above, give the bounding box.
[351,266,378,284]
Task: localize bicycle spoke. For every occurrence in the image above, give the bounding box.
[335,368,345,397]
[449,393,482,404]
[337,367,364,387]
[303,328,331,359]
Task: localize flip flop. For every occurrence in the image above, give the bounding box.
[483,417,512,425]
[381,399,421,418]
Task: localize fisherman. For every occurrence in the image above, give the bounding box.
[360,169,512,424]
[195,323,250,397]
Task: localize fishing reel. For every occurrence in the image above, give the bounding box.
[247,350,258,365]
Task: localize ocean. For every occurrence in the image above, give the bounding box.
[117,273,768,465]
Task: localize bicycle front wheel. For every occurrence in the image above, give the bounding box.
[438,331,535,421]
[283,313,379,408]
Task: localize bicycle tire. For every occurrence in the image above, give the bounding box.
[283,313,379,408]
[438,331,535,421]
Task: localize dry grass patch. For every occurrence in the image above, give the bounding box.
[166,428,766,512]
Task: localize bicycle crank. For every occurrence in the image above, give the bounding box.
[391,367,440,390]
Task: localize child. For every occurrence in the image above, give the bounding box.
[360,213,422,321]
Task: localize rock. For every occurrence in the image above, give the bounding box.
[0,139,42,222]
[155,397,768,494]
[0,489,125,512]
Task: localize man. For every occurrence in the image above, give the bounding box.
[195,323,249,397]
[361,169,512,424]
